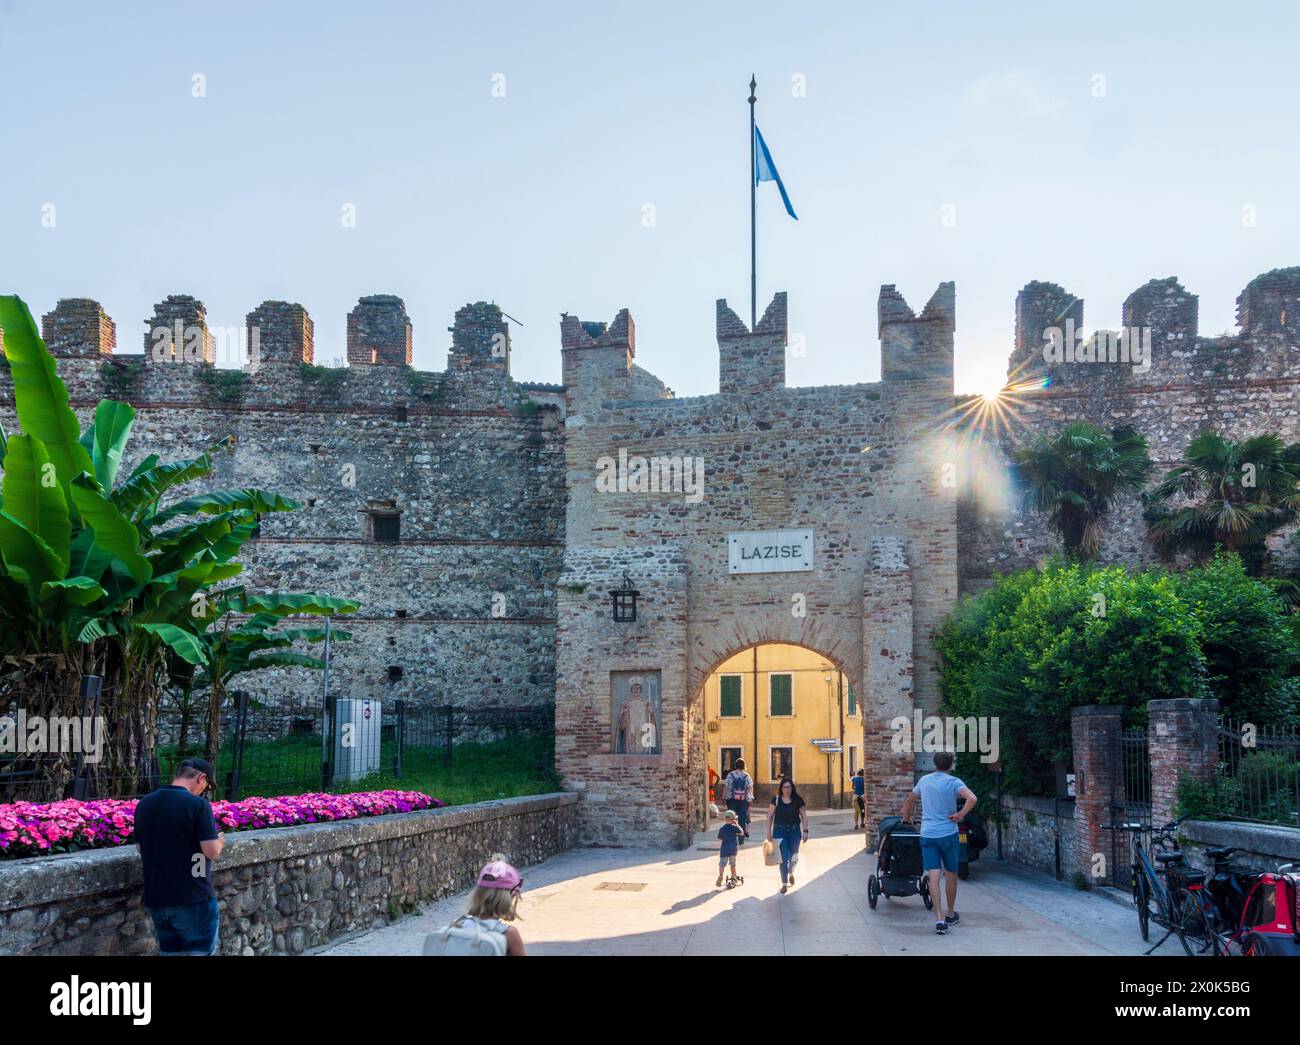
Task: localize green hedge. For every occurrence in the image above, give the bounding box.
[937,554,1299,797]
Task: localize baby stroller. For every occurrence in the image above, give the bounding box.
[867,816,932,910]
[957,809,990,880]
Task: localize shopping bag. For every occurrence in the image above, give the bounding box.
[763,838,781,866]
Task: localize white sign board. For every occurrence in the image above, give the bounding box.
[727,528,813,574]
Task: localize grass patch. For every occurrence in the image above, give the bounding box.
[159,731,559,806]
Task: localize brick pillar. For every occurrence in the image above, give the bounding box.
[1148,697,1220,826]
[861,537,914,842]
[1071,705,1123,884]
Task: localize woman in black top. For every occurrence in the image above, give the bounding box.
[765,776,809,893]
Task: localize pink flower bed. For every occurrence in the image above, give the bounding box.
[0,790,442,860]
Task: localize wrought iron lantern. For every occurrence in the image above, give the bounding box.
[609,571,639,623]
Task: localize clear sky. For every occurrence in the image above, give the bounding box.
[2,0,1296,396]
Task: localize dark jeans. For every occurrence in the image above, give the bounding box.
[149,897,220,955]
[773,823,801,884]
[725,798,750,832]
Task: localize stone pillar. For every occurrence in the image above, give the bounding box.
[716,292,786,395]
[41,299,116,357]
[861,536,915,842]
[143,295,213,364]
[447,301,510,373]
[347,295,412,366]
[246,301,313,366]
[1148,697,1220,826]
[1071,704,1124,884]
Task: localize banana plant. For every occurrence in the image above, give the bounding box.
[196,604,356,764]
[0,294,359,798]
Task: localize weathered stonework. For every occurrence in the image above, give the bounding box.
[0,793,578,956]
[959,266,1300,592]
[556,286,958,847]
[4,265,1297,851]
[0,294,566,716]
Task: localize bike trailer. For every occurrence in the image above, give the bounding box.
[1237,871,1299,956]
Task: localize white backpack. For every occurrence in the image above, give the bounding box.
[422,915,509,957]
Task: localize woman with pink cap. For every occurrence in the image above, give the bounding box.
[464,860,527,956]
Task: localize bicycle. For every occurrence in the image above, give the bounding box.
[1113,816,1215,956]
[1177,853,1298,957]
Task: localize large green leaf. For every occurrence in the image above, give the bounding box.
[147,488,300,526]
[113,450,213,520]
[0,295,94,490]
[69,475,153,584]
[39,576,106,607]
[135,622,207,665]
[0,510,67,586]
[81,400,136,491]
[225,592,361,617]
[242,652,325,672]
[1,434,71,569]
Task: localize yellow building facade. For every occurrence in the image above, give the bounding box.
[704,643,859,808]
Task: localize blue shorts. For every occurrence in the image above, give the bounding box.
[920,833,960,873]
[149,897,220,955]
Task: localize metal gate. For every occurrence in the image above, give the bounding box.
[1107,725,1151,887]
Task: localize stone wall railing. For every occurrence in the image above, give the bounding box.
[0,792,579,956]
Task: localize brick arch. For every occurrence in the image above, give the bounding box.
[687,617,862,702]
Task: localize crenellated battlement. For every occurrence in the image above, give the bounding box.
[2,293,562,417]
[1006,267,1300,390]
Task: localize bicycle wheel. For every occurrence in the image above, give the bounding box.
[1174,888,1218,957]
[1134,872,1151,942]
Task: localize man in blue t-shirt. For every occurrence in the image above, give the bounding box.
[901,751,976,936]
[851,769,866,830]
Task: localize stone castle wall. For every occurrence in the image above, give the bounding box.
[555,286,959,846]
[0,295,566,714]
[957,266,1300,592]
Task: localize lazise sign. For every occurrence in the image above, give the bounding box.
[727,529,813,574]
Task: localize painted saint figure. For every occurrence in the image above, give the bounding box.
[613,674,660,754]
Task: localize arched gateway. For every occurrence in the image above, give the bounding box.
[555,286,959,847]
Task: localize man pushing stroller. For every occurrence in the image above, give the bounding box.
[901,751,977,935]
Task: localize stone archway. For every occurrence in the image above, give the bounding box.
[695,640,857,818]
[554,537,921,849]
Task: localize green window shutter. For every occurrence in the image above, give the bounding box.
[720,676,742,717]
[847,683,857,715]
[770,674,792,716]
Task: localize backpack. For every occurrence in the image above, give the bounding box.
[422,915,509,956]
[727,771,749,800]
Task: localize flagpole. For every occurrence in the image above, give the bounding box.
[749,74,757,329]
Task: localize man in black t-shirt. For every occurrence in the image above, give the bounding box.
[133,758,225,955]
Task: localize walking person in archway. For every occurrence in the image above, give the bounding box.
[765,776,809,894]
[851,768,866,831]
[724,757,754,837]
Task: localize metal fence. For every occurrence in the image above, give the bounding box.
[1,674,555,804]
[1200,716,1300,829]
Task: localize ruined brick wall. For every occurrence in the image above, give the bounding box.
[0,295,565,716]
[556,286,959,847]
[957,266,1300,592]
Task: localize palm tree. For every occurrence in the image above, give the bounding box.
[1143,431,1300,574]
[1013,422,1152,559]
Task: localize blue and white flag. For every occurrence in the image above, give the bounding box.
[754,124,798,220]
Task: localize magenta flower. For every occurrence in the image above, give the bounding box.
[0,790,441,859]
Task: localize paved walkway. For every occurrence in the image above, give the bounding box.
[316,809,1183,956]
